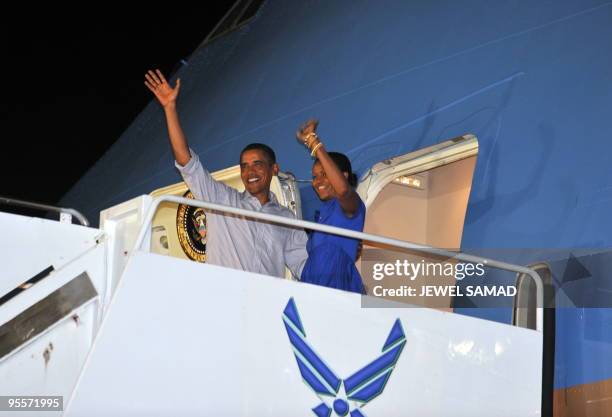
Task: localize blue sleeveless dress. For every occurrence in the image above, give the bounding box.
[300,196,366,293]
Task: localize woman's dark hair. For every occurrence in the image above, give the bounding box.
[325,152,358,187]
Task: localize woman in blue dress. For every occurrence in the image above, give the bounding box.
[296,119,366,293]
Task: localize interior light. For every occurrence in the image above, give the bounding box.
[393,175,424,189]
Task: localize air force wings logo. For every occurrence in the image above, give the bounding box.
[282,298,406,417]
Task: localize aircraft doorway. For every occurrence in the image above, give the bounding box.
[357,135,478,309]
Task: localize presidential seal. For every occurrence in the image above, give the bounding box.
[176,191,207,262]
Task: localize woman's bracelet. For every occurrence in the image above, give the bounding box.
[310,141,323,157]
[303,132,318,149]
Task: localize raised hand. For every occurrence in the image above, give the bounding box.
[144,69,181,108]
[296,119,319,148]
[145,69,190,165]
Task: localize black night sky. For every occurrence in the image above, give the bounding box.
[1,6,234,215]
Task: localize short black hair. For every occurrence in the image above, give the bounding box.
[240,143,276,164]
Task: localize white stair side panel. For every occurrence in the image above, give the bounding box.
[66,251,542,417]
[0,243,107,417]
[0,212,102,299]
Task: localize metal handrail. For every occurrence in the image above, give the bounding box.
[0,196,90,227]
[133,195,544,332]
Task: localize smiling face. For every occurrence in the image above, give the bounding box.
[240,149,278,202]
[312,161,342,201]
